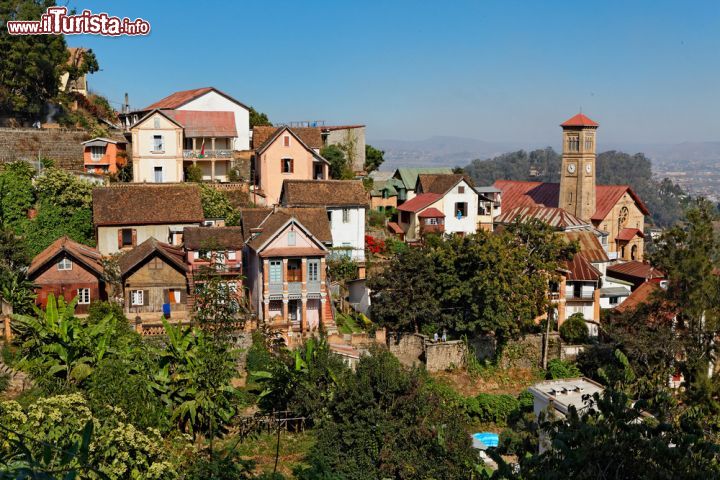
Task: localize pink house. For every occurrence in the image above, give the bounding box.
[251,126,330,206]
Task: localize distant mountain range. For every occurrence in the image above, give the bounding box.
[371,136,720,173]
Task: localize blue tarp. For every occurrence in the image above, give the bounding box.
[472,432,499,450]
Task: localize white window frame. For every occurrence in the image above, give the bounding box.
[342,208,350,223]
[57,258,72,271]
[90,145,105,160]
[227,250,236,261]
[152,135,164,152]
[77,288,90,304]
[131,290,144,306]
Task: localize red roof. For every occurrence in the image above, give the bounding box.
[614,279,664,314]
[561,113,599,127]
[143,87,248,111]
[387,222,403,234]
[495,206,588,229]
[616,228,644,242]
[162,110,237,137]
[28,236,103,278]
[564,254,601,281]
[418,207,445,218]
[493,180,649,222]
[607,261,664,281]
[397,193,442,213]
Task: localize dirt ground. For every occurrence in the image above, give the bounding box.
[431,366,543,397]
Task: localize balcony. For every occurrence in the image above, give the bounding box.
[307,281,321,294]
[268,281,322,296]
[183,149,233,160]
[565,293,594,301]
[420,224,445,235]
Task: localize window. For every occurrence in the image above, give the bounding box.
[90,146,105,160]
[269,259,282,283]
[342,208,350,223]
[77,288,90,304]
[193,251,200,260]
[57,258,72,270]
[287,259,302,282]
[455,202,467,219]
[287,231,296,246]
[631,244,638,261]
[154,166,163,183]
[149,257,164,270]
[153,135,164,152]
[282,158,294,173]
[609,296,619,305]
[568,136,579,152]
[228,250,236,261]
[131,290,144,306]
[428,217,441,225]
[283,135,290,147]
[400,211,410,224]
[458,186,465,194]
[308,259,320,282]
[166,289,182,304]
[121,228,134,247]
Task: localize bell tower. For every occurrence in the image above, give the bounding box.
[559,113,598,222]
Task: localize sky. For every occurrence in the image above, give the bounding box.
[65,0,720,145]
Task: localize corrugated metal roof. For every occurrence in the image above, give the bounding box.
[563,230,609,263]
[616,227,644,242]
[394,167,454,190]
[397,193,442,213]
[564,254,601,281]
[607,261,664,280]
[162,110,237,138]
[495,206,589,230]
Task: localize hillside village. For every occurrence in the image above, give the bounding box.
[1,19,720,478]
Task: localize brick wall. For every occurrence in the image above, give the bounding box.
[0,128,89,170]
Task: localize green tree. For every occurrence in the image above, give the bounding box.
[0,160,35,229]
[559,313,589,344]
[320,145,352,180]
[364,144,385,173]
[249,106,272,127]
[0,0,70,120]
[0,227,33,313]
[186,163,203,182]
[199,184,241,226]
[296,349,481,479]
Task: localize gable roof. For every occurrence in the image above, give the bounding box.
[418,207,445,218]
[613,279,669,315]
[93,184,204,226]
[240,207,273,241]
[281,180,368,208]
[493,180,649,222]
[563,230,610,263]
[252,126,323,151]
[564,254,601,282]
[495,206,590,230]
[416,174,474,195]
[162,110,237,137]
[243,207,332,253]
[394,167,454,190]
[81,137,127,146]
[183,226,244,250]
[607,261,664,281]
[119,237,187,276]
[397,193,443,213]
[561,113,599,128]
[28,236,103,278]
[143,87,249,111]
[616,228,645,242]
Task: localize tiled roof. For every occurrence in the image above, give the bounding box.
[143,87,248,111]
[616,228,644,242]
[239,208,273,241]
[93,184,204,226]
[614,279,665,315]
[564,254,601,281]
[493,180,649,221]
[417,174,474,194]
[394,167,454,190]
[561,113,599,127]
[607,261,664,281]
[495,206,590,230]
[387,222,403,234]
[418,207,445,218]
[183,226,244,250]
[119,237,188,276]
[563,230,609,263]
[243,207,332,252]
[397,193,442,213]
[162,110,237,138]
[281,180,368,207]
[252,126,323,150]
[260,247,327,258]
[28,236,103,278]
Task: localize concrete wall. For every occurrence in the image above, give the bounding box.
[180,90,250,151]
[442,179,479,236]
[328,206,365,261]
[324,127,365,173]
[387,333,468,372]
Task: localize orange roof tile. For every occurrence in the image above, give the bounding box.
[561,113,599,127]
[387,222,403,234]
[614,279,663,314]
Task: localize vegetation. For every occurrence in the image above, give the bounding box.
[546,359,582,380]
[199,184,241,226]
[321,144,353,180]
[462,148,690,227]
[364,144,385,173]
[186,163,204,182]
[558,313,589,344]
[249,106,272,127]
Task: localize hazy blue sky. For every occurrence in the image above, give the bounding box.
[66,0,720,144]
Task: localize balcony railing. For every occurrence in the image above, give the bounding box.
[183,149,233,159]
[269,283,283,294]
[307,281,321,293]
[268,281,322,295]
[288,282,302,295]
[566,293,594,301]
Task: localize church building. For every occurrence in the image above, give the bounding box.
[494,113,648,261]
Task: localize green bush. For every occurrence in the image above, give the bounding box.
[385,237,409,256]
[473,393,520,425]
[368,209,386,228]
[0,372,10,394]
[186,164,203,182]
[246,330,274,373]
[546,358,582,379]
[517,389,535,411]
[559,313,589,344]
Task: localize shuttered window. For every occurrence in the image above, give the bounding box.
[269,259,282,283]
[308,259,320,282]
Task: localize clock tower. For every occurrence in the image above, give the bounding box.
[559,113,598,222]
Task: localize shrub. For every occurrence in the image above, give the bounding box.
[186,164,203,182]
[546,359,582,379]
[517,389,535,411]
[365,234,385,255]
[246,330,274,373]
[474,393,520,425]
[327,255,358,281]
[384,237,409,256]
[368,209,386,228]
[559,313,589,344]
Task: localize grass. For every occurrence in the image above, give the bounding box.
[336,313,363,334]
[227,430,315,478]
[432,366,544,397]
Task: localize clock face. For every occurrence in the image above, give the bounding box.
[567,163,576,174]
[585,163,592,174]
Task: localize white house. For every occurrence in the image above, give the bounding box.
[396,174,478,241]
[280,180,368,262]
